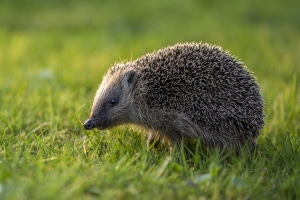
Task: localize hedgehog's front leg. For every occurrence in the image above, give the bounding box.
[146,130,175,154]
[146,130,161,149]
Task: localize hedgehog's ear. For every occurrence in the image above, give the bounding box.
[123,70,137,92]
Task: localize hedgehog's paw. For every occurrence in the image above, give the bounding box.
[146,130,175,155]
[146,130,161,149]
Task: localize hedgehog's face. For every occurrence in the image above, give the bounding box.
[83,69,137,131]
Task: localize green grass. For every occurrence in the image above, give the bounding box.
[1,0,300,199]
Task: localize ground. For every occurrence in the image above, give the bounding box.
[0,0,300,199]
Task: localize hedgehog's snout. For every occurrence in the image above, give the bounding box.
[83,118,96,130]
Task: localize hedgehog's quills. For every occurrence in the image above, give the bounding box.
[83,42,265,152]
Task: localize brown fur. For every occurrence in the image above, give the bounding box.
[83,43,265,152]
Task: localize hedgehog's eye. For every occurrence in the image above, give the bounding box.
[109,98,118,106]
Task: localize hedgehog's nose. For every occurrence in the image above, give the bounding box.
[83,119,96,130]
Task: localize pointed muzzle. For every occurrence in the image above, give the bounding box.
[83,118,97,130]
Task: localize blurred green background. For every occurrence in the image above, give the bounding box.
[0,0,300,199]
[1,0,299,133]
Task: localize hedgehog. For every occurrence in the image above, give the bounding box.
[83,42,265,152]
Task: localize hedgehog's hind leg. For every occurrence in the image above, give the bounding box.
[197,129,242,153]
[201,132,257,155]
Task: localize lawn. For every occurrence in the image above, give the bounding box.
[0,0,300,199]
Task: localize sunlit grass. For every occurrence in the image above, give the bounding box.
[0,0,300,199]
